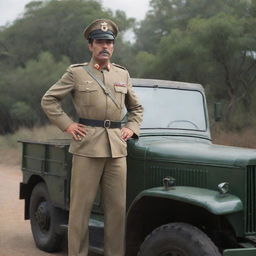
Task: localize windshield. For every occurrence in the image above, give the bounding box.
[134,87,207,131]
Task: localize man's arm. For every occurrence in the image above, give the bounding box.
[123,72,144,139]
[41,66,86,140]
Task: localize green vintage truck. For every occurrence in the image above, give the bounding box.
[19,78,256,256]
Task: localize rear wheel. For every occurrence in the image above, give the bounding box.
[138,222,221,256]
[29,182,63,252]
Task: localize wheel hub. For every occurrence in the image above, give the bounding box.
[35,201,50,232]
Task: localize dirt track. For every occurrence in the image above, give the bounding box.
[0,164,98,256]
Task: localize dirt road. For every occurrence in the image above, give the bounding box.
[0,164,99,256]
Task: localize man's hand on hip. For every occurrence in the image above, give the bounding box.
[65,123,87,141]
[121,127,134,141]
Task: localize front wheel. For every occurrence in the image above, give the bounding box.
[29,182,64,252]
[138,222,221,256]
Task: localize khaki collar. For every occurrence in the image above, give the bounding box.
[89,59,111,72]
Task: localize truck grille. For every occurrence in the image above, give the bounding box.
[246,166,256,234]
[146,165,208,188]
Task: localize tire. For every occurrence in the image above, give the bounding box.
[138,222,221,256]
[29,182,63,252]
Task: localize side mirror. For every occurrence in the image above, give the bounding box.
[214,102,222,122]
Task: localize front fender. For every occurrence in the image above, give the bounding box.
[128,186,243,215]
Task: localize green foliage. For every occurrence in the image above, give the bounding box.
[0,0,133,67]
[10,101,37,127]
[134,51,155,78]
[0,0,133,134]
[1,0,256,133]
[0,51,70,133]
[134,0,251,54]
[133,0,256,128]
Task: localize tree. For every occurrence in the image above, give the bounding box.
[188,14,256,117]
[0,51,70,133]
[0,0,135,133]
[133,0,256,128]
[134,0,251,54]
[0,0,134,67]
[10,101,37,128]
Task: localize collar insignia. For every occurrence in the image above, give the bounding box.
[94,63,100,70]
[94,63,110,71]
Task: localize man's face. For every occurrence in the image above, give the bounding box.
[88,39,114,63]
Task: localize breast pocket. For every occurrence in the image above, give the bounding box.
[114,86,127,107]
[76,83,98,106]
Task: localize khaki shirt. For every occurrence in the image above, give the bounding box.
[41,60,143,158]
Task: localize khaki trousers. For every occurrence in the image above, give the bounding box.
[68,155,127,256]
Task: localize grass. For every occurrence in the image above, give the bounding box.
[0,125,71,165]
[212,126,256,149]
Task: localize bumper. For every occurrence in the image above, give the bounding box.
[223,248,256,256]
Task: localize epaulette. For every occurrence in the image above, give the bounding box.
[70,62,88,68]
[112,63,127,70]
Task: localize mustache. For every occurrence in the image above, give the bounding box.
[99,49,110,55]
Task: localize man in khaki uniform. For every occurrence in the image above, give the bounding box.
[41,19,143,256]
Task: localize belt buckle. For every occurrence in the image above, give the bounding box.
[104,120,111,128]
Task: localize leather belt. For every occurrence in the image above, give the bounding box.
[79,118,121,129]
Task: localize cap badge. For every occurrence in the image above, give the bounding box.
[100,22,108,32]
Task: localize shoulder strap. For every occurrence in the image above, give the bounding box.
[83,66,121,109]
[70,62,88,68]
[112,63,127,70]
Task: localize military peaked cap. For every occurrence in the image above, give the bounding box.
[83,19,119,40]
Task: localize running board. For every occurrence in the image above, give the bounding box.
[89,219,104,252]
[89,246,104,254]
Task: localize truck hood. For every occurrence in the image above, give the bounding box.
[136,136,256,167]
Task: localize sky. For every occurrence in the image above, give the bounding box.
[0,0,150,26]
